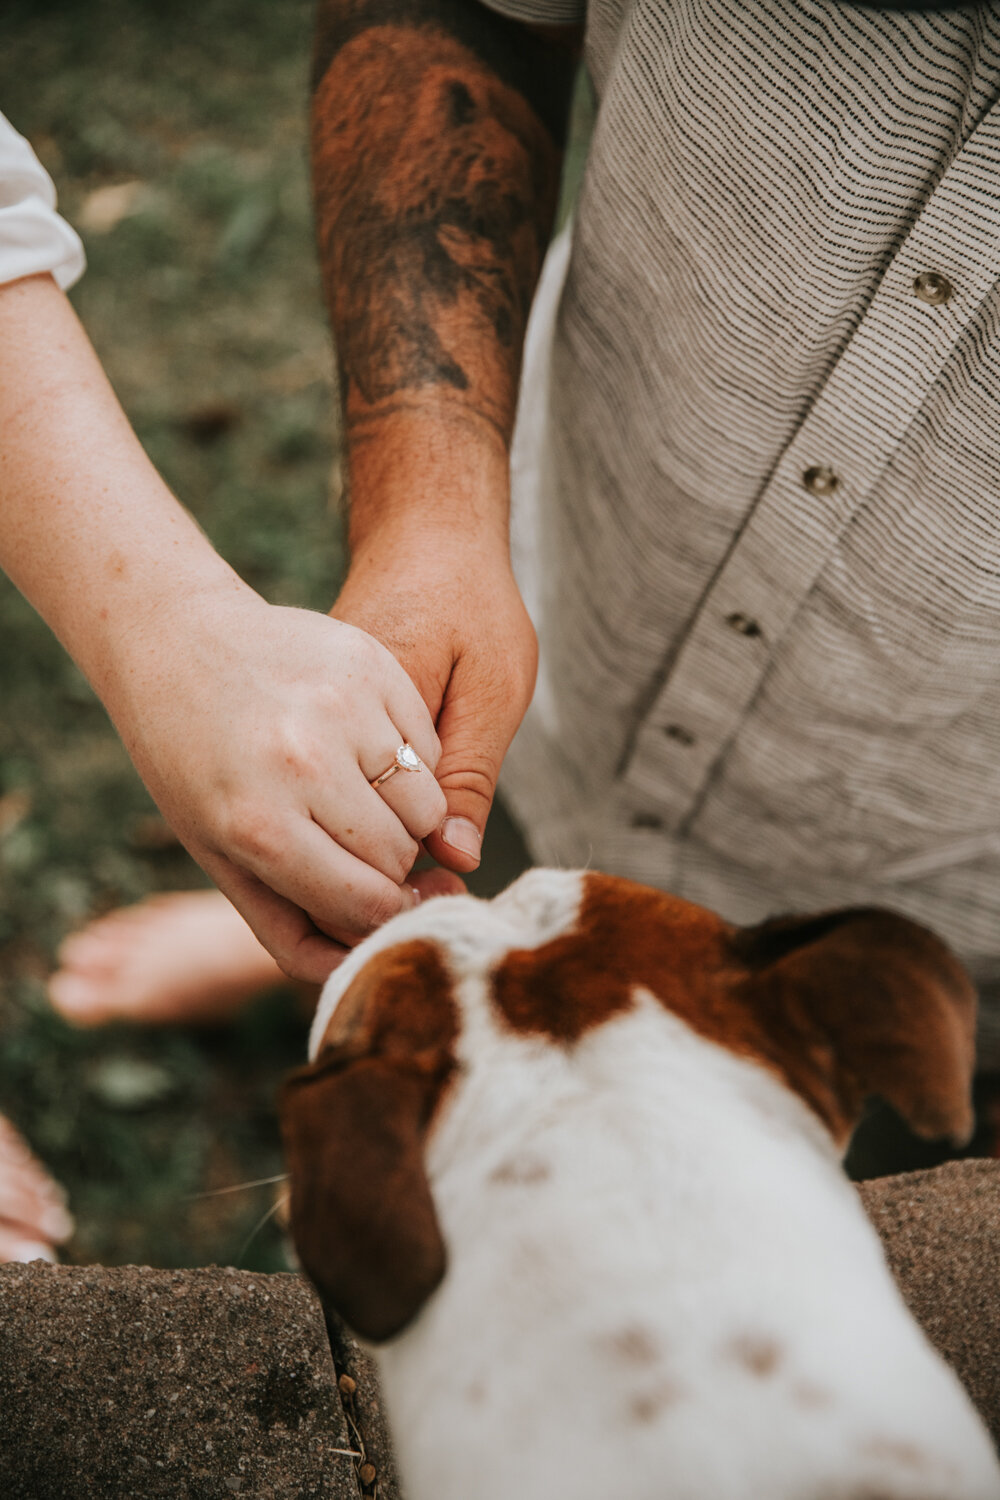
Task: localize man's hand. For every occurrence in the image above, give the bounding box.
[102,580,450,983]
[308,0,576,877]
[333,524,538,872]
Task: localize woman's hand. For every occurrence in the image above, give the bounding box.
[102,582,449,983]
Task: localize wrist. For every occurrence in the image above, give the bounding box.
[82,557,259,710]
[344,402,512,560]
[0,273,255,699]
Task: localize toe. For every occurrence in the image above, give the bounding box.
[0,1228,58,1264]
[0,1122,74,1257]
[48,970,113,1026]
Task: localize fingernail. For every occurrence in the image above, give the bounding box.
[8,1241,57,1264]
[408,886,422,905]
[439,817,482,862]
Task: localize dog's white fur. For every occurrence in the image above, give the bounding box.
[308,870,1000,1500]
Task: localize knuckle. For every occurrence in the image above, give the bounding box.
[420,736,443,775]
[409,789,449,841]
[494,659,536,716]
[349,629,389,683]
[272,947,302,982]
[389,837,420,883]
[437,761,497,805]
[220,807,282,868]
[273,722,323,780]
[354,883,404,934]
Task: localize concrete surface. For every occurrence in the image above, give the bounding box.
[858,1158,1000,1451]
[0,1264,375,1500]
[0,1159,997,1496]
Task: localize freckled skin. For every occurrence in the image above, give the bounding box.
[311,0,571,450]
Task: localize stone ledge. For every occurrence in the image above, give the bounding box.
[0,1263,391,1500]
[858,1158,1000,1452]
[0,1160,996,1496]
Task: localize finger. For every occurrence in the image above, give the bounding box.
[411,868,467,900]
[206,863,354,985]
[0,1138,73,1245]
[363,746,449,845]
[355,714,448,838]
[201,829,417,977]
[309,764,421,885]
[422,666,521,873]
[0,1225,58,1263]
[380,670,443,775]
[0,1183,73,1244]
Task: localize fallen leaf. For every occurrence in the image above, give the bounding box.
[77,181,149,234]
[87,1057,179,1111]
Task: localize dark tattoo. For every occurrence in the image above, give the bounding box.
[311,0,579,442]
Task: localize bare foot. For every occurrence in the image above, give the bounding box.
[47,871,467,1029]
[48,890,285,1027]
[0,1115,73,1263]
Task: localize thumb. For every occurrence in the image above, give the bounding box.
[422,654,528,874]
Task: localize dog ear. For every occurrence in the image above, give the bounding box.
[278,940,458,1343]
[731,908,977,1149]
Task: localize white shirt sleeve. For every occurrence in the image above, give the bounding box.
[0,110,85,291]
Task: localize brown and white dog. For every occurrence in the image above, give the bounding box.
[280,869,1000,1500]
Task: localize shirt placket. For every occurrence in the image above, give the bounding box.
[619,100,1000,835]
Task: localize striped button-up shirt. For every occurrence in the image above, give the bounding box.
[493,0,1000,1055]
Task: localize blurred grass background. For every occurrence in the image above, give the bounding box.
[0,0,384,1271]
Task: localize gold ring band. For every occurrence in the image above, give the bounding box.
[370,743,423,789]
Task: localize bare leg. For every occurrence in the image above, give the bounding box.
[0,1115,73,1263]
[47,869,465,1028]
[48,890,284,1027]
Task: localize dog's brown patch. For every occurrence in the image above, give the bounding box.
[860,1437,930,1469]
[492,877,734,1044]
[492,874,976,1148]
[489,1154,551,1186]
[279,940,458,1342]
[726,1333,783,1377]
[792,1379,832,1409]
[627,1379,685,1424]
[315,938,458,1064]
[602,1325,661,1367]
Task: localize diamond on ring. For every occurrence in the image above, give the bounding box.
[369,743,423,789]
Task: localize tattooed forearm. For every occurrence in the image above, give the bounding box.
[312,0,579,447]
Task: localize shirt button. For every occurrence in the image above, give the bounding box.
[630,812,663,831]
[725,611,762,639]
[912,271,953,306]
[663,723,696,747]
[802,464,839,497]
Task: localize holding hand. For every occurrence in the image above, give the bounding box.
[102,586,450,983]
[333,520,538,878]
[0,277,465,985]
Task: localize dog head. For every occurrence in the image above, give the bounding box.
[279,870,976,1342]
